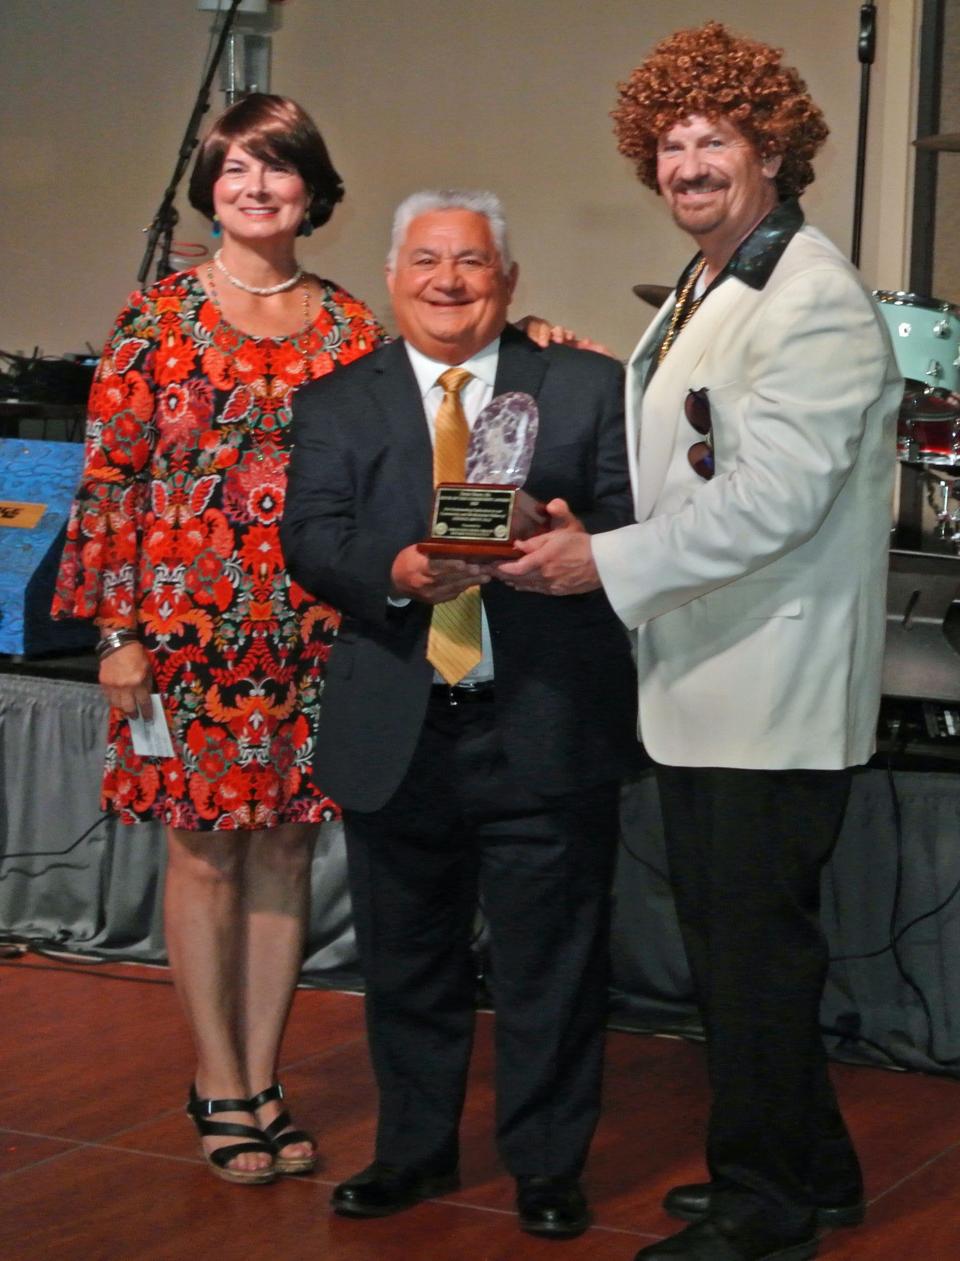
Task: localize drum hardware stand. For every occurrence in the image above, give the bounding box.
[137,0,244,286]
[894,455,960,553]
[925,470,960,551]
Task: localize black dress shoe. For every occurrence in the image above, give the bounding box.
[331,1161,460,1218]
[663,1181,865,1229]
[516,1175,590,1237]
[635,1218,818,1260]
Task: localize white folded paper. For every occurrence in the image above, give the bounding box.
[127,695,175,758]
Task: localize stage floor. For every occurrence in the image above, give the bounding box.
[0,955,958,1260]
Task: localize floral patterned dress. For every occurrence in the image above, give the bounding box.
[53,268,384,830]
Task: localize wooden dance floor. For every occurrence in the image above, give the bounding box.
[1,955,958,1260]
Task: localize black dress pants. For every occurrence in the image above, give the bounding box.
[654,764,863,1236]
[344,693,620,1178]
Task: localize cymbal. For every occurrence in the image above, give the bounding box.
[632,283,672,308]
[914,132,960,153]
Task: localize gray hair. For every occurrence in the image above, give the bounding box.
[386,188,513,274]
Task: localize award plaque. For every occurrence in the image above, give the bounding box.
[419,392,547,560]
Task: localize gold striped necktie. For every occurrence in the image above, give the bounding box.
[426,367,483,685]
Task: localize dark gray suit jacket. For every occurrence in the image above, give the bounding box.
[281,325,637,812]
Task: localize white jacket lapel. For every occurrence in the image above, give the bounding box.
[633,280,745,521]
[626,299,671,519]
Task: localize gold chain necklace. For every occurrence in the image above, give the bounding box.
[657,257,707,365]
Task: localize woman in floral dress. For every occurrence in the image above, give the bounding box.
[53,94,384,1183]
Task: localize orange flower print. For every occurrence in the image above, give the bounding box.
[198,297,219,334]
[155,330,197,386]
[201,344,235,392]
[306,350,334,379]
[224,449,288,524]
[212,764,253,818]
[142,516,178,564]
[186,720,238,779]
[183,547,235,610]
[92,368,153,424]
[110,760,161,815]
[239,523,284,579]
[271,340,309,387]
[162,759,187,799]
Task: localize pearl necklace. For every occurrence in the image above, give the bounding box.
[213,248,304,295]
[206,262,311,332]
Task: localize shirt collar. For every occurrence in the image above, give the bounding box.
[674,197,805,297]
[404,337,501,400]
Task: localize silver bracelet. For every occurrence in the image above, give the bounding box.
[96,630,140,659]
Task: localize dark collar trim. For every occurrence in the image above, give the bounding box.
[730,198,805,290]
[673,198,806,299]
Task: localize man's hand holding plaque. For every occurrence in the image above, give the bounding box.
[419,392,548,560]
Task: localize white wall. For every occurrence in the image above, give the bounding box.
[0,0,920,362]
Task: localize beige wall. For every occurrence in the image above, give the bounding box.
[0,0,919,362]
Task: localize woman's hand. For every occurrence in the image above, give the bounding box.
[514,314,618,359]
[99,641,154,720]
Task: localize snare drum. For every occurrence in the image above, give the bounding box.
[897,388,960,465]
[874,290,960,395]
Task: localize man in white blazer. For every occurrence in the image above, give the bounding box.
[498,21,901,1261]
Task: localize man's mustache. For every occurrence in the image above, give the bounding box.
[672,177,728,194]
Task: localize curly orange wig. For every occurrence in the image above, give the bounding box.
[612,22,828,200]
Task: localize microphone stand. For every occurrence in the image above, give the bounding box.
[137,0,245,286]
[851,1,878,268]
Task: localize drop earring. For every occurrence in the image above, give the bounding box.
[297,217,313,238]
[211,214,222,239]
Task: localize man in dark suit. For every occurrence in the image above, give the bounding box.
[281,189,635,1238]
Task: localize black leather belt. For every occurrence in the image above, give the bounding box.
[430,681,495,706]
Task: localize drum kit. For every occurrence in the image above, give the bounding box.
[875,289,960,551]
[869,126,960,551]
[632,280,960,549]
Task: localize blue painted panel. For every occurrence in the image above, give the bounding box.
[0,438,94,655]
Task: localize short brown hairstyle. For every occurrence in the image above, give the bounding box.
[612,22,828,201]
[188,93,344,227]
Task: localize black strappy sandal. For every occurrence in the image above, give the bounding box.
[248,1083,317,1175]
[186,1085,276,1185]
